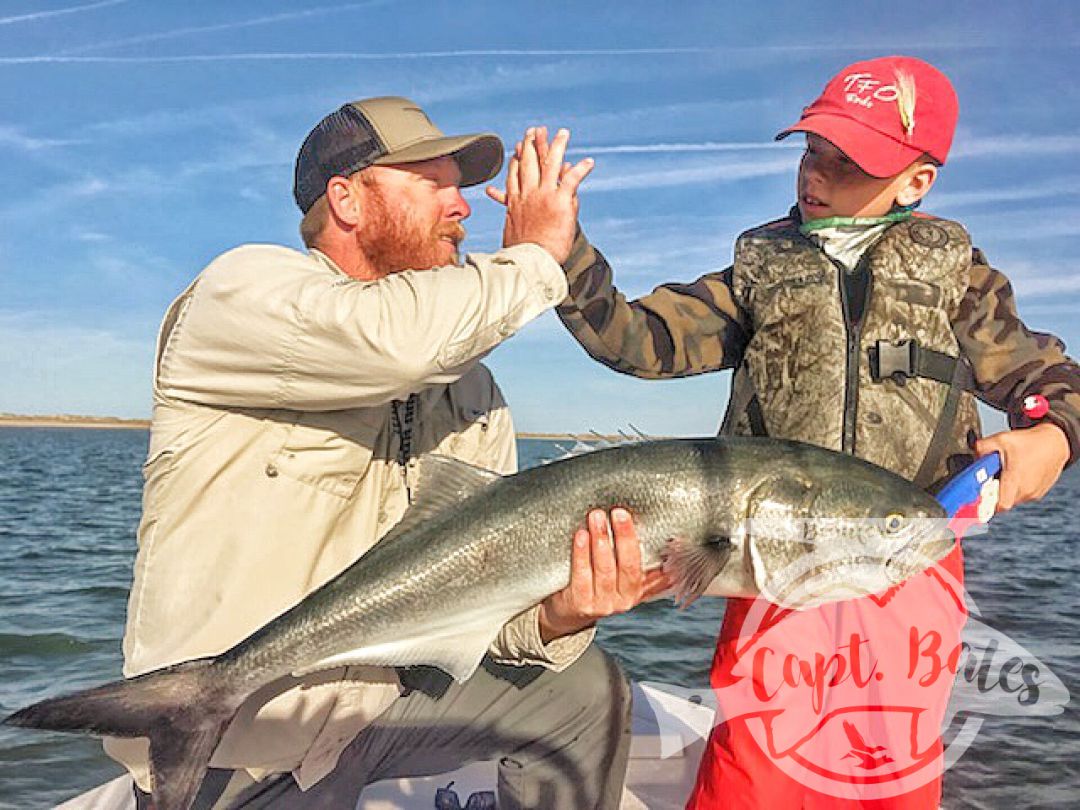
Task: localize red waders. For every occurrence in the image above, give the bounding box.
[687,546,966,809]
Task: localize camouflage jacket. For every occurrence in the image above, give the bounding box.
[557,215,1080,484]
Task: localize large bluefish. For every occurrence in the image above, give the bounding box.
[5,437,953,810]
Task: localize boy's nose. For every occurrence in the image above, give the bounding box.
[801,151,825,179]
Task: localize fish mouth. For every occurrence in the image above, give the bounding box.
[759,554,912,608]
[752,518,956,607]
[884,521,956,584]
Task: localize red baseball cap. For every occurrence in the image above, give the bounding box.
[776,56,958,178]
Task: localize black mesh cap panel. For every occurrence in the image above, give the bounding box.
[293,105,386,213]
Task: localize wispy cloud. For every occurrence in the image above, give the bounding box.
[77,62,649,143]
[1018,276,1080,296]
[934,177,1080,209]
[0,125,78,151]
[1014,300,1080,317]
[71,228,112,244]
[58,1,398,55]
[0,0,126,27]
[953,134,1080,160]
[985,220,1080,241]
[994,260,1080,298]
[80,89,333,140]
[586,155,792,193]
[574,133,1080,160]
[0,174,111,222]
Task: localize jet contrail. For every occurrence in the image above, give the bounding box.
[0,47,716,66]
[570,141,801,155]
[0,0,127,27]
[59,1,398,55]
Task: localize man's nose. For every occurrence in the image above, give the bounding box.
[443,186,471,221]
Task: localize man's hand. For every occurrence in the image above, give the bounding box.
[538,508,672,643]
[486,126,593,264]
[975,422,1071,512]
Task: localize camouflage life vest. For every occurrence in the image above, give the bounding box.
[721,214,981,489]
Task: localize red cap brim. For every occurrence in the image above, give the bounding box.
[776,113,925,179]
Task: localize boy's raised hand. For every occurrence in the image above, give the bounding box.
[486,126,593,265]
[975,422,1071,511]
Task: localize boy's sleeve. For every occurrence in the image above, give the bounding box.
[955,249,1080,466]
[556,228,751,378]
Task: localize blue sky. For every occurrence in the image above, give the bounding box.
[1,1,1078,434]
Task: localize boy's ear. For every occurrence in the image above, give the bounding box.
[326,175,363,227]
[895,162,938,208]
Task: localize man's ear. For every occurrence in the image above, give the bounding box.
[326,175,363,227]
[895,162,938,208]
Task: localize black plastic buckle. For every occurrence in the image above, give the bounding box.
[870,339,919,386]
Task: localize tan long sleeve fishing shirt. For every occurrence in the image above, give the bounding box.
[105,242,592,791]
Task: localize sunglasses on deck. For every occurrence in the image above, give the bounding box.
[435,781,497,810]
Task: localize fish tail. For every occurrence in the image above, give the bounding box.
[662,536,734,608]
[4,658,242,810]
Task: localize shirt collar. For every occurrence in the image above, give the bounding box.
[309,248,349,278]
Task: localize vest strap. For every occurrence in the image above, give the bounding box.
[913,355,974,490]
[719,364,768,437]
[869,339,974,390]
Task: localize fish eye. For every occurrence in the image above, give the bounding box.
[883,513,906,533]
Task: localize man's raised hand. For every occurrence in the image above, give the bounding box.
[487,127,593,265]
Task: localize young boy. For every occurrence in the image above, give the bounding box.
[546,56,1080,807]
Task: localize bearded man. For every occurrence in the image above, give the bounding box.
[107,98,654,810]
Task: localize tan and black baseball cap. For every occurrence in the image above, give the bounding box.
[293,96,504,213]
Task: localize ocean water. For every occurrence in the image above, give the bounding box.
[0,428,1077,809]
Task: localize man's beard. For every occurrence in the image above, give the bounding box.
[358,185,466,276]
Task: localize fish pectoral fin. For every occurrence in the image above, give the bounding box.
[662,536,733,608]
[292,618,505,684]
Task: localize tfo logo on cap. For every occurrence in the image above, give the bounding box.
[841,72,903,108]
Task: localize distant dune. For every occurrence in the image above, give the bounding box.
[0,413,151,430]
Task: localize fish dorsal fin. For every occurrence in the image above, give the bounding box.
[418,453,500,502]
[380,455,502,541]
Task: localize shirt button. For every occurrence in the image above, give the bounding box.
[497,323,512,337]
[265,463,279,478]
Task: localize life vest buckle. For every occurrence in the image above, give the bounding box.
[870,339,919,386]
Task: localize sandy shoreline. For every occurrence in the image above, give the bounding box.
[0,415,639,441]
[0,415,150,430]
